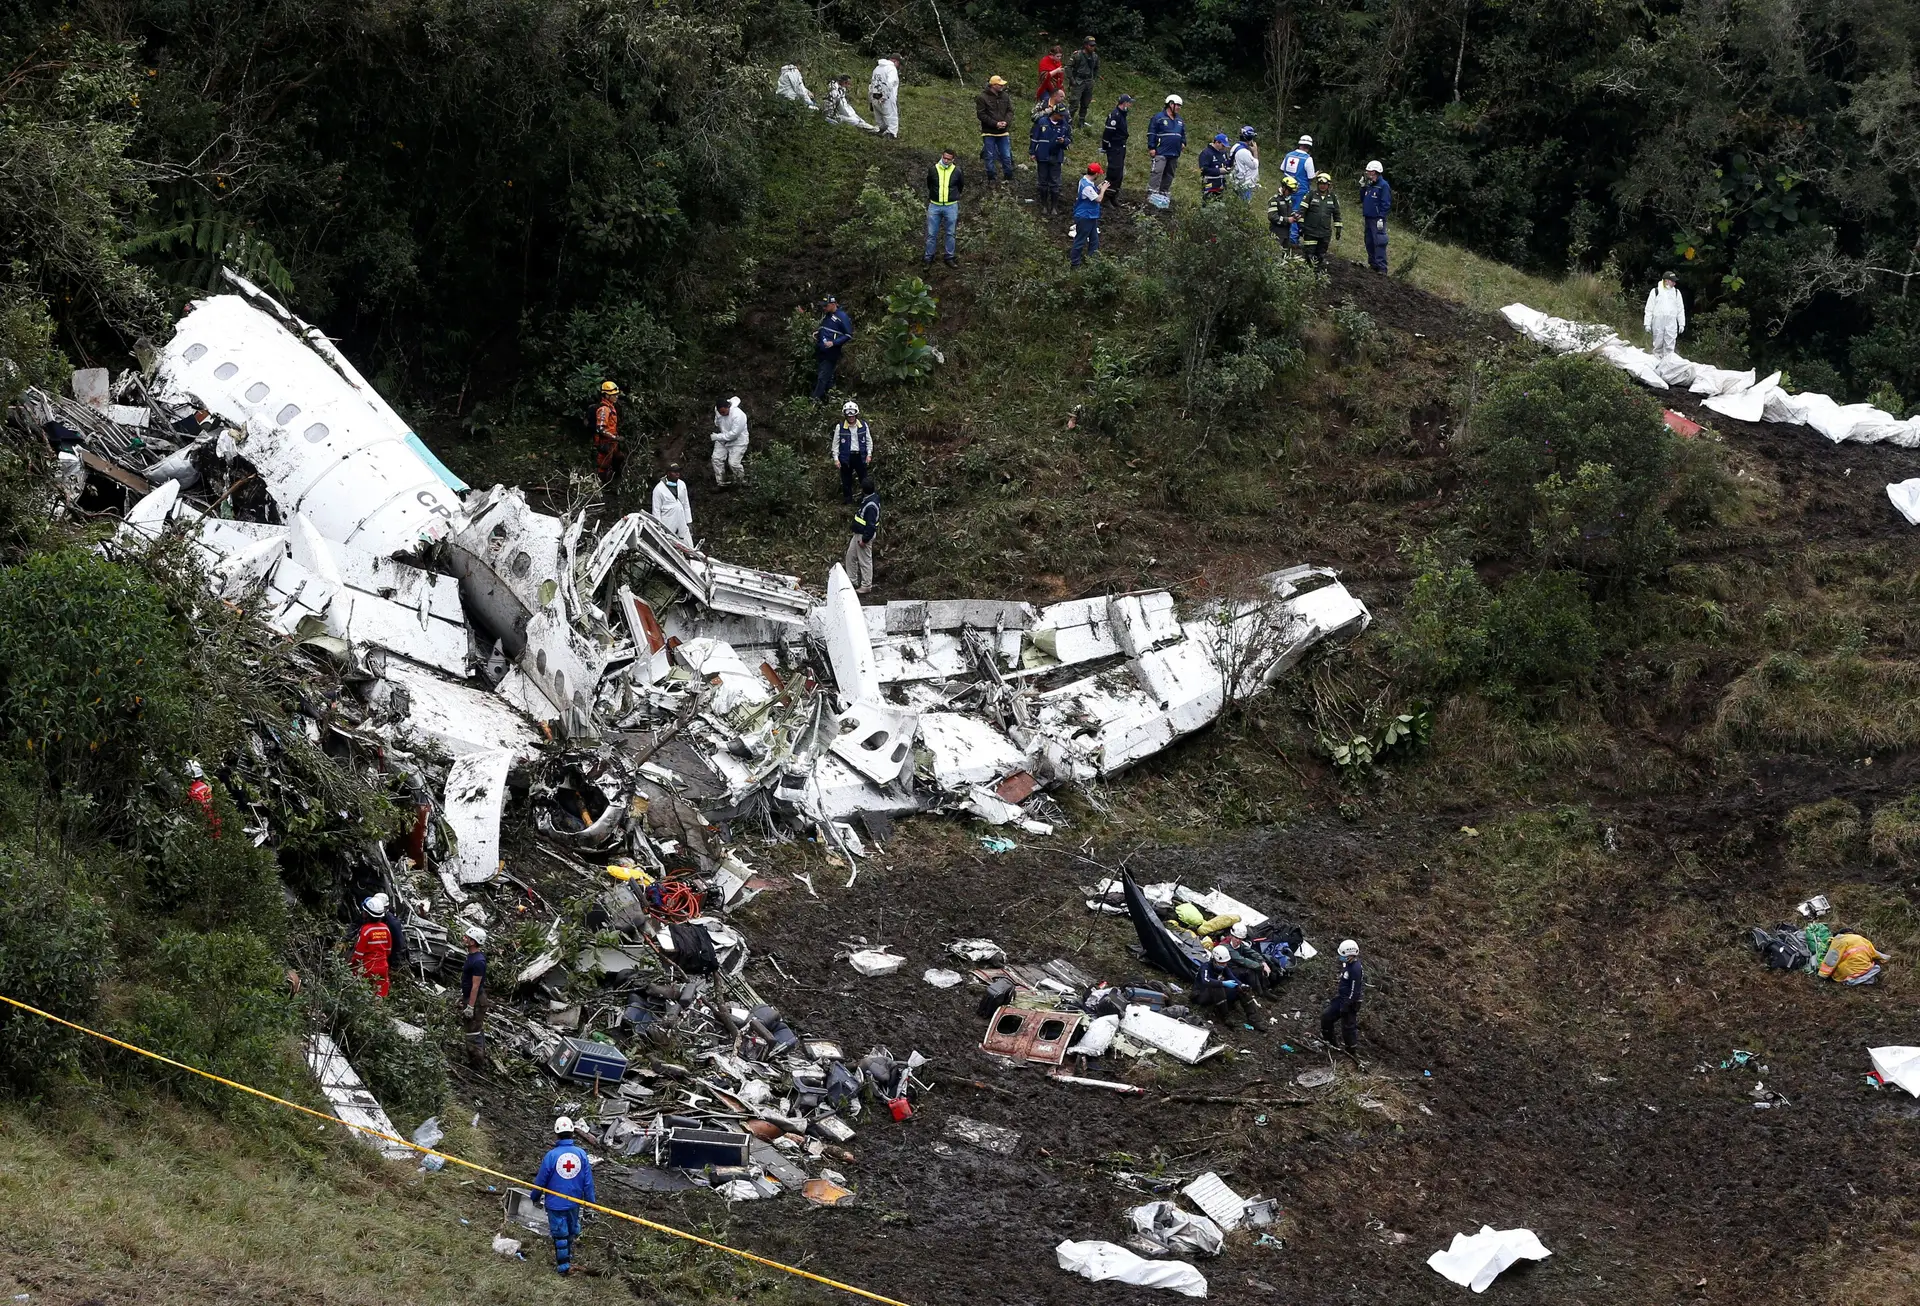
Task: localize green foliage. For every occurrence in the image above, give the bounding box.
[123,189,295,303]
[1330,297,1380,359]
[834,169,921,294]
[0,842,114,1090]
[0,550,193,797]
[304,957,449,1124]
[530,298,678,425]
[147,784,286,933]
[125,928,298,1114]
[1467,355,1680,585]
[1086,337,1146,438]
[737,440,808,517]
[1687,304,1751,370]
[0,291,67,410]
[1869,795,1920,869]
[872,276,938,382]
[1785,798,1864,869]
[1322,705,1433,779]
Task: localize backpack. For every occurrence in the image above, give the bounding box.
[1749,925,1810,971]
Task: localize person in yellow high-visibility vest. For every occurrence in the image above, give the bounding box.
[923,148,965,268]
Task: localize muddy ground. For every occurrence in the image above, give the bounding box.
[451,269,1920,1306]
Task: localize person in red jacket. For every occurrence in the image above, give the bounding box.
[351,893,394,998]
[1036,43,1064,103]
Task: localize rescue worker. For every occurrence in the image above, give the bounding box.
[812,294,853,402]
[1266,175,1302,249]
[1231,126,1260,201]
[869,55,901,138]
[1146,95,1186,201]
[1817,931,1888,985]
[351,893,394,998]
[1029,104,1072,216]
[775,63,817,109]
[1036,43,1064,104]
[651,464,694,547]
[1644,270,1687,357]
[1360,160,1392,272]
[1195,945,1248,1010]
[711,396,748,486]
[459,925,488,1068]
[1299,171,1342,267]
[533,1116,596,1276]
[1100,94,1133,197]
[1197,132,1231,203]
[846,478,880,594]
[1069,162,1109,267]
[924,147,963,267]
[834,401,874,504]
[976,75,1015,182]
[1320,938,1364,1056]
[1278,134,1315,211]
[591,381,621,482]
[825,75,879,132]
[1222,921,1275,995]
[1067,36,1100,129]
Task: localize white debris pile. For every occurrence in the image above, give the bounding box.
[1427,1225,1552,1293]
[1499,303,1920,527]
[1056,1239,1209,1297]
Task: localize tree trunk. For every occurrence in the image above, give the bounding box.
[1452,0,1470,102]
[1268,1,1298,137]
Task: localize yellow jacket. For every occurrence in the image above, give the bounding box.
[1818,933,1886,983]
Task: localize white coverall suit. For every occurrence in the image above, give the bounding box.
[711,398,749,486]
[869,59,900,138]
[776,65,817,109]
[1644,281,1687,357]
[825,82,879,132]
[651,477,694,548]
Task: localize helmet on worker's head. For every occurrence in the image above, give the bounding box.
[1280,174,1299,191]
[1240,125,1257,141]
[364,893,389,917]
[1365,159,1384,174]
[464,925,488,946]
[1230,922,1249,940]
[1210,945,1232,963]
[1165,94,1183,107]
[1338,939,1360,958]
[842,400,860,417]
[1298,134,1313,146]
[600,380,619,395]
[554,1116,574,1135]
[1316,172,1332,187]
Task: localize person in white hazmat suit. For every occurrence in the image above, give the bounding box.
[651,465,695,547]
[711,396,749,486]
[776,64,817,109]
[869,56,901,138]
[825,76,879,132]
[1644,270,1687,356]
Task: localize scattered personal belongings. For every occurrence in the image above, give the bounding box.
[945,1115,1021,1156]
[923,968,963,988]
[1056,1240,1209,1297]
[1427,1226,1552,1293]
[491,1234,524,1258]
[949,939,1005,963]
[848,947,906,976]
[1798,894,1831,918]
[1128,1201,1224,1257]
[803,1178,856,1206]
[1870,1047,1920,1096]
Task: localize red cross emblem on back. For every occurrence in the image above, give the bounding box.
[557,1152,581,1180]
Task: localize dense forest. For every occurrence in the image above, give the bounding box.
[2,0,1919,423]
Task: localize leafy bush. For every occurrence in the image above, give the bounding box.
[1391,544,1494,692]
[1393,545,1599,709]
[0,550,193,796]
[305,956,448,1124]
[147,782,287,932]
[872,277,938,382]
[0,843,114,1090]
[1331,297,1380,359]
[530,296,678,425]
[1687,304,1751,370]
[1086,338,1146,438]
[126,928,298,1113]
[1466,355,1680,584]
[737,440,808,517]
[832,169,921,294]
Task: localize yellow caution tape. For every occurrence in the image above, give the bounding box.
[0,992,913,1306]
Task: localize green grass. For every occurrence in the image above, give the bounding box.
[1704,654,1920,756]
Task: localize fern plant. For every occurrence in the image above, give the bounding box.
[124,191,295,300]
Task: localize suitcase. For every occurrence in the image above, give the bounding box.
[546,1036,630,1084]
[665,1126,750,1168]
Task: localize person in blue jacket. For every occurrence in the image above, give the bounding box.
[1069,162,1110,267]
[1360,160,1392,272]
[1320,938,1364,1057]
[1196,132,1231,203]
[1028,104,1073,215]
[533,1116,596,1275]
[811,294,853,402]
[1278,133,1315,212]
[1146,94,1185,200]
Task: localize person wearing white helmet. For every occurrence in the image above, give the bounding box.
[1361,160,1392,273]
[833,399,875,504]
[1146,95,1186,202]
[533,1115,596,1276]
[1321,938,1364,1057]
[711,396,749,487]
[350,893,395,998]
[1279,133,1316,213]
[460,925,489,1067]
[1195,942,1249,1010]
[1221,919,1277,992]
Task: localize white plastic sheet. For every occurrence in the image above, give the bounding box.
[848,948,905,976]
[1128,1201,1224,1257]
[1056,1240,1208,1297]
[1870,1046,1920,1096]
[1888,481,1920,527]
[1427,1225,1552,1292]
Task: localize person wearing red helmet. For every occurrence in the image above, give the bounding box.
[1069,161,1111,267]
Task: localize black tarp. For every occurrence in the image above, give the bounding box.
[1123,871,1201,982]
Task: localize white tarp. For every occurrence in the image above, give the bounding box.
[1056,1240,1208,1297]
[1870,1046,1920,1096]
[1889,482,1920,527]
[1128,1201,1224,1257]
[1427,1226,1552,1293]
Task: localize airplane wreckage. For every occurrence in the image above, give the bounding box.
[9,274,1371,1194]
